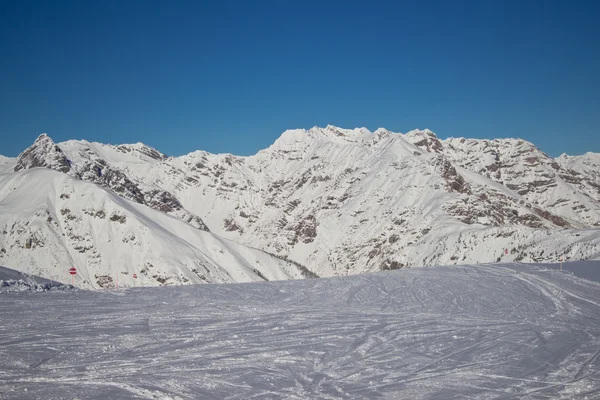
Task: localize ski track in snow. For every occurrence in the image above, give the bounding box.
[1,263,600,399]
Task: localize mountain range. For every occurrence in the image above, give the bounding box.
[1,126,599,288]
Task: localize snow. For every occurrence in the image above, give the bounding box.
[529,260,600,283]
[557,152,600,189]
[2,262,600,399]
[0,156,16,175]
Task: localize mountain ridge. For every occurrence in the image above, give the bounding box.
[1,126,599,283]
[3,126,594,160]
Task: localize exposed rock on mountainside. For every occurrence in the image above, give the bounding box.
[132,126,598,277]
[435,136,600,228]
[116,143,167,161]
[0,168,307,289]
[14,134,71,173]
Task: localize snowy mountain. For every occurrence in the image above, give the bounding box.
[133,126,600,276]
[0,164,309,289]
[1,128,599,284]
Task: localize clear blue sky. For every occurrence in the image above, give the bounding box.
[1,0,599,157]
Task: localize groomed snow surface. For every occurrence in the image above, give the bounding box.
[2,262,600,399]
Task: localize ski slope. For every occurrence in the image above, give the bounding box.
[2,262,600,399]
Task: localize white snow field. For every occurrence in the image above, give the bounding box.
[2,263,600,400]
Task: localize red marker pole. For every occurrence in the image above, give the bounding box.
[69,267,77,286]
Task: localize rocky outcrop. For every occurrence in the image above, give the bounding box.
[14,134,71,173]
[116,144,167,161]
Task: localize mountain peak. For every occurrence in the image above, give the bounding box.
[403,129,443,153]
[14,133,71,174]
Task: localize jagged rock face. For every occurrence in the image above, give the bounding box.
[436,137,599,227]
[143,190,182,213]
[97,168,145,203]
[405,129,444,153]
[116,144,167,161]
[14,134,71,173]
[439,137,561,197]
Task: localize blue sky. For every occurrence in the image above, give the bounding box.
[1,0,599,157]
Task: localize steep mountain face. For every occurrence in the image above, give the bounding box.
[429,136,600,228]
[0,168,308,289]
[1,127,599,282]
[14,133,72,173]
[556,152,600,202]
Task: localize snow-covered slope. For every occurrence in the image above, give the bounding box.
[2,262,600,399]
[2,127,599,280]
[0,168,308,288]
[0,155,16,174]
[557,152,600,199]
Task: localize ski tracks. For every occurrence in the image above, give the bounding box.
[2,264,600,398]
